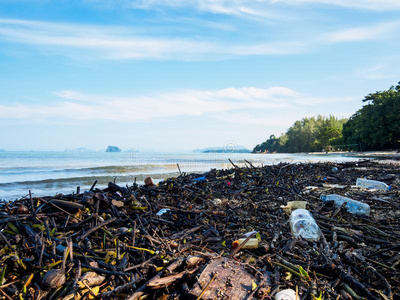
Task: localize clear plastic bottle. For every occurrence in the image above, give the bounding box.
[289,209,321,242]
[320,194,370,216]
[356,178,391,191]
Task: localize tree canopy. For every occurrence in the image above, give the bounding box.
[253,115,347,153]
[253,82,400,153]
[343,82,400,150]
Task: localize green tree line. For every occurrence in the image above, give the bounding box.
[253,115,347,153]
[253,82,400,153]
[342,82,400,150]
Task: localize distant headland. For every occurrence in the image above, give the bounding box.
[193,146,251,153]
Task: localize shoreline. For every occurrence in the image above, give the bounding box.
[252,150,400,160]
[0,160,399,298]
[0,152,362,201]
[307,150,400,157]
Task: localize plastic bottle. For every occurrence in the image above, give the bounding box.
[232,238,259,249]
[356,178,391,191]
[289,209,320,242]
[240,231,258,238]
[320,194,370,216]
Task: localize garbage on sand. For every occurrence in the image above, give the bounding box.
[0,159,399,299]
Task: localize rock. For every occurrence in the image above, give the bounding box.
[17,204,29,214]
[105,146,121,152]
[190,257,256,299]
[41,269,66,290]
[144,177,154,186]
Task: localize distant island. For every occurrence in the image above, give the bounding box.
[0,149,5,152]
[106,145,121,152]
[193,146,251,153]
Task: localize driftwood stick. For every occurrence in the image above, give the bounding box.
[90,180,98,191]
[80,263,126,276]
[78,217,117,243]
[126,257,184,300]
[0,230,12,248]
[196,272,217,300]
[100,277,137,299]
[366,266,393,300]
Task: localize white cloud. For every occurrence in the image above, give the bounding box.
[87,0,400,12]
[87,0,277,17]
[0,86,345,123]
[270,0,400,11]
[0,86,354,126]
[355,64,400,79]
[0,17,398,61]
[0,18,306,59]
[0,19,216,60]
[324,21,400,43]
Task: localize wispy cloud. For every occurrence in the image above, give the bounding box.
[0,18,215,60]
[87,0,400,12]
[270,0,400,11]
[355,64,400,79]
[87,0,279,17]
[0,18,305,60]
[0,86,345,123]
[323,21,400,43]
[0,17,398,61]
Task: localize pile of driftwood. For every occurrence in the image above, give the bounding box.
[0,160,399,299]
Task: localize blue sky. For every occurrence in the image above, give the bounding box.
[0,0,399,151]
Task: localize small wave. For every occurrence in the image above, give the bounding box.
[0,172,185,200]
[0,163,215,176]
[0,171,185,189]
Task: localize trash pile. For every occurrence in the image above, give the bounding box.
[0,159,399,299]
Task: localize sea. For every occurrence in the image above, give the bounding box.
[0,151,360,200]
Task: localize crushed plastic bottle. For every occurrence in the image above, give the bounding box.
[356,178,391,191]
[289,209,321,242]
[320,194,370,216]
[275,289,296,300]
[193,176,206,182]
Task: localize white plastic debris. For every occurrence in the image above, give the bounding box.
[156,208,170,216]
[289,209,321,242]
[212,198,222,205]
[275,288,296,300]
